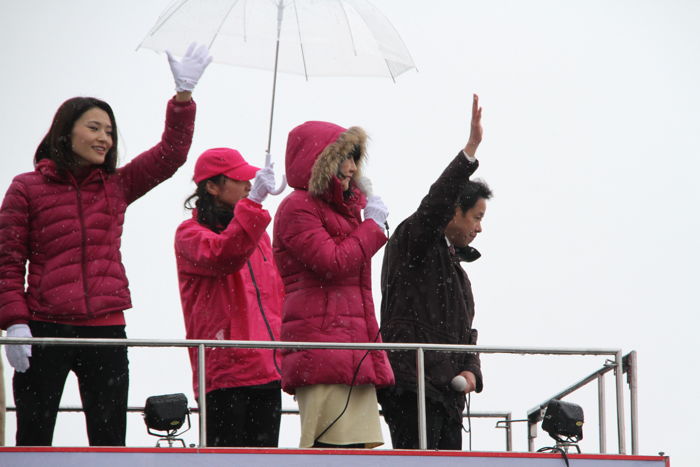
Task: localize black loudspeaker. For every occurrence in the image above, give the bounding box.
[542,399,584,442]
[144,393,189,432]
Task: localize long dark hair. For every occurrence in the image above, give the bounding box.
[184,175,232,233]
[35,97,118,173]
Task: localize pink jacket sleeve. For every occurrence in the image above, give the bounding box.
[0,179,31,328]
[280,198,387,280]
[175,199,271,277]
[118,97,197,204]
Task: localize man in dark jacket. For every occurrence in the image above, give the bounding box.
[378,94,491,450]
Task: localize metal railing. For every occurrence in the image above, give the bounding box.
[0,336,633,452]
[526,350,638,455]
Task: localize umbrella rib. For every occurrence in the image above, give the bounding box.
[292,0,309,81]
[136,0,189,49]
[338,0,358,56]
[243,0,248,42]
[208,0,243,51]
[384,59,396,83]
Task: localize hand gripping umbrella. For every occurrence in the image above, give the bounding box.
[138,0,416,156]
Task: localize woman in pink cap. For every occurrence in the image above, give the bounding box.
[174,148,286,447]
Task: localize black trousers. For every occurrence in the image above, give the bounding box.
[378,387,462,450]
[204,386,281,447]
[13,321,129,446]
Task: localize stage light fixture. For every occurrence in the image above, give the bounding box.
[143,392,191,447]
[542,399,584,444]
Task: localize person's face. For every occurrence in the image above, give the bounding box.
[338,157,357,191]
[70,107,113,167]
[444,198,487,248]
[206,176,251,209]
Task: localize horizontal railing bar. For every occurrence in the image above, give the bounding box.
[0,337,621,356]
[3,405,512,420]
[526,353,628,421]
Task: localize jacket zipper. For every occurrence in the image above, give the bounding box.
[75,188,92,315]
[246,259,281,376]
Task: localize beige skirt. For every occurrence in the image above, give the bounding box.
[296,384,384,448]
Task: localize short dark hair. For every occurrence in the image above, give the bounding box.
[35,97,118,173]
[456,178,492,212]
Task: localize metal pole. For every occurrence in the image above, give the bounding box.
[597,373,606,453]
[628,350,639,455]
[198,344,207,447]
[416,347,427,449]
[505,413,513,452]
[614,350,627,454]
[266,2,284,156]
[527,418,536,452]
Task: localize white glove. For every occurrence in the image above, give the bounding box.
[5,324,32,373]
[166,42,213,93]
[364,195,389,230]
[248,152,287,204]
[356,176,374,196]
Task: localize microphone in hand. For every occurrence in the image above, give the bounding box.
[451,374,469,392]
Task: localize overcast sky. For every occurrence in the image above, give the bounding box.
[1,0,698,464]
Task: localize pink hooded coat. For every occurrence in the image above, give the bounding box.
[0,98,195,328]
[273,121,394,394]
[175,198,284,397]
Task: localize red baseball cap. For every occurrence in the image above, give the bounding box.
[193,148,260,183]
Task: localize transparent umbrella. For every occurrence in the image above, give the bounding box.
[138,0,416,155]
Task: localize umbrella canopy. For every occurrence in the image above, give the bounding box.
[139,0,416,80]
[138,0,416,154]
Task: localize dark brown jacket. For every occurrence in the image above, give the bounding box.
[380,152,483,414]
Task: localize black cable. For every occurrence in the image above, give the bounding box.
[312,222,390,445]
[247,258,282,376]
[312,326,382,445]
[537,446,571,467]
[466,393,472,450]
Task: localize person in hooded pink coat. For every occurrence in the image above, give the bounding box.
[274,121,394,448]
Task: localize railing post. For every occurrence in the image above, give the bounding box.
[527,411,538,452]
[416,347,427,449]
[505,413,513,452]
[628,351,639,455]
[198,344,207,447]
[614,350,627,454]
[597,373,606,453]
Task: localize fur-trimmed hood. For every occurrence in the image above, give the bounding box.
[285,121,367,195]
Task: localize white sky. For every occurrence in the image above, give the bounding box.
[1,0,698,464]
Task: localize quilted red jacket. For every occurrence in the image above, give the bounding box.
[175,199,284,397]
[273,121,394,394]
[0,97,196,328]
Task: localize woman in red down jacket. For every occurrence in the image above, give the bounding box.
[0,44,211,446]
[274,121,394,448]
[175,148,286,447]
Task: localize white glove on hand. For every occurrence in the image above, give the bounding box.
[166,42,213,93]
[356,176,374,196]
[248,152,287,204]
[364,195,389,230]
[5,324,32,373]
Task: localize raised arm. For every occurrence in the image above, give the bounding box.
[402,94,484,256]
[464,93,483,158]
[278,198,386,281]
[175,199,271,277]
[119,43,213,204]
